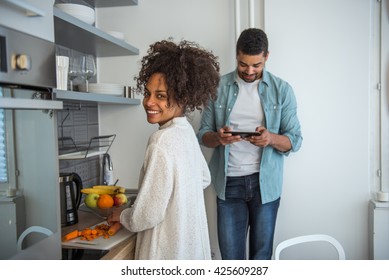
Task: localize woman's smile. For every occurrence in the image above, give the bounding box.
[143,73,184,126]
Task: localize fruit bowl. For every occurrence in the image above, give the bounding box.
[82,187,137,218]
[86,201,131,219]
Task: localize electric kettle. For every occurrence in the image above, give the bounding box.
[59,173,83,227]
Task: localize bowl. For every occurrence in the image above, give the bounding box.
[55,3,95,25]
[86,201,130,219]
[85,194,136,219]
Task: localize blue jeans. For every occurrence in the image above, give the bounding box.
[217,173,280,260]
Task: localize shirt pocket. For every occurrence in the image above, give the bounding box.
[214,102,228,129]
[265,103,282,133]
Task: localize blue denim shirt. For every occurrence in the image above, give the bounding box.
[197,69,302,204]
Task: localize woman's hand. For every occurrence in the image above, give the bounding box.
[107,207,124,225]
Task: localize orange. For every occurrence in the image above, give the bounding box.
[97,194,114,209]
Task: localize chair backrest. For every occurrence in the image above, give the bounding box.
[274,234,346,260]
[17,226,54,251]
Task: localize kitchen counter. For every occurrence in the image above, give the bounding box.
[101,233,136,260]
[62,209,136,260]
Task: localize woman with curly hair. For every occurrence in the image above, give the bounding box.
[108,40,220,259]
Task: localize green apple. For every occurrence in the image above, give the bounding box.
[85,193,99,208]
[113,193,128,206]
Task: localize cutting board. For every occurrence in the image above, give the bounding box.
[62,222,135,250]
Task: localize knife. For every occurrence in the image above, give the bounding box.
[74,241,97,246]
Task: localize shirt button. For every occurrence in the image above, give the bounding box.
[228,108,231,111]
[274,106,277,109]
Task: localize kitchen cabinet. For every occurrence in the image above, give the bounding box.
[369,200,389,259]
[0,196,25,259]
[0,93,62,260]
[0,0,55,42]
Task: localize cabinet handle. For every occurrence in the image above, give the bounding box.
[3,0,45,17]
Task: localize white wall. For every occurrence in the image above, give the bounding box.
[265,0,373,260]
[97,0,380,260]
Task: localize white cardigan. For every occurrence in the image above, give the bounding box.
[120,117,212,260]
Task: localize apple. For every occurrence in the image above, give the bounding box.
[85,193,100,208]
[113,193,128,206]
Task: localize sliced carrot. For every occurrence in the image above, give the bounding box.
[63,223,113,242]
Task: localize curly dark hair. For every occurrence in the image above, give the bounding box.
[135,40,220,113]
[236,28,269,56]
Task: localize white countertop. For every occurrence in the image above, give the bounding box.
[62,209,135,252]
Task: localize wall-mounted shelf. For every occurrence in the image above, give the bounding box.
[53,89,141,105]
[53,7,139,57]
[83,0,138,8]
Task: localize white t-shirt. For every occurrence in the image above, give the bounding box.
[227,76,264,176]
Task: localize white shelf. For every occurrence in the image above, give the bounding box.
[84,0,138,8]
[53,7,139,57]
[53,89,141,105]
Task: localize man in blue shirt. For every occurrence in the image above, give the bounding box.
[197,28,302,260]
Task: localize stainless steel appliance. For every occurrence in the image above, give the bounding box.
[0,25,55,89]
[59,173,83,227]
[0,24,62,259]
[0,25,61,109]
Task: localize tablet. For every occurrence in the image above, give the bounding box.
[223,131,261,137]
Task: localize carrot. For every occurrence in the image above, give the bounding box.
[62,230,79,242]
[82,228,92,236]
[63,223,114,242]
[108,222,122,236]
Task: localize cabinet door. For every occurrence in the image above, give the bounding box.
[1,88,61,259]
[0,196,25,259]
[0,0,55,42]
[373,207,389,259]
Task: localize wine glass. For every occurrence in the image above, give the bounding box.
[68,54,81,91]
[81,54,96,92]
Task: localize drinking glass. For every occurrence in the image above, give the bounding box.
[81,54,96,92]
[68,54,81,91]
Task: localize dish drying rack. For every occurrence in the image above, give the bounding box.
[58,134,116,160]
